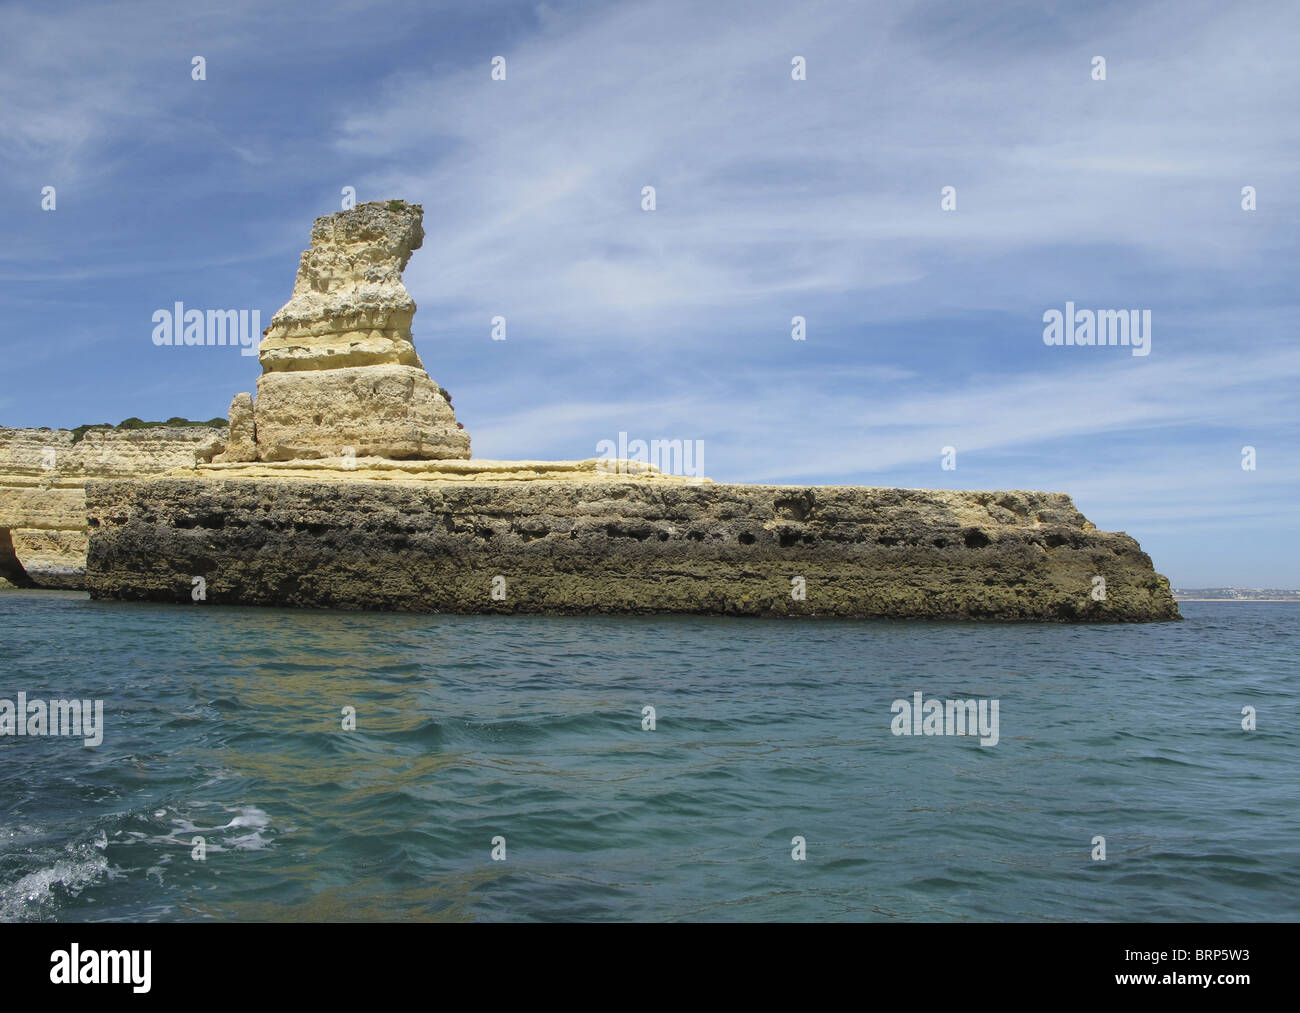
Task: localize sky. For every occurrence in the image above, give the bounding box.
[2,0,1297,587]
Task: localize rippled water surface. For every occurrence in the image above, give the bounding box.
[2,591,1296,921]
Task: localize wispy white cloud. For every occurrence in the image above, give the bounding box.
[338,0,1300,339]
[466,347,1300,480]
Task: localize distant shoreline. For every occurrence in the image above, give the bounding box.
[1175,598,1300,603]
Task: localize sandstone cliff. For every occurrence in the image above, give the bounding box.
[0,426,225,587]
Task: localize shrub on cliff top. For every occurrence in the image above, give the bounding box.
[69,417,228,443]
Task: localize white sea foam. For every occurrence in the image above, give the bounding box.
[221,806,274,851]
[156,803,276,853]
[0,844,110,921]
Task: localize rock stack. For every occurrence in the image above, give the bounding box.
[218,200,470,462]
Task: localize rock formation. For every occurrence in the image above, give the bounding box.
[0,426,225,587]
[84,476,1180,621]
[3,200,1182,621]
[221,200,470,463]
[220,393,257,462]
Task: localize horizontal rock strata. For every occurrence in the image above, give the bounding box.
[0,426,225,587]
[84,475,1181,621]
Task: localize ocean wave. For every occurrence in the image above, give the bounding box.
[0,832,112,922]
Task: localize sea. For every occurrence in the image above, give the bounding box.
[2,591,1296,922]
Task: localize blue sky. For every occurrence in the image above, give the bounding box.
[3,0,1297,586]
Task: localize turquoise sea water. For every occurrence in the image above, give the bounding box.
[1,591,1296,922]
